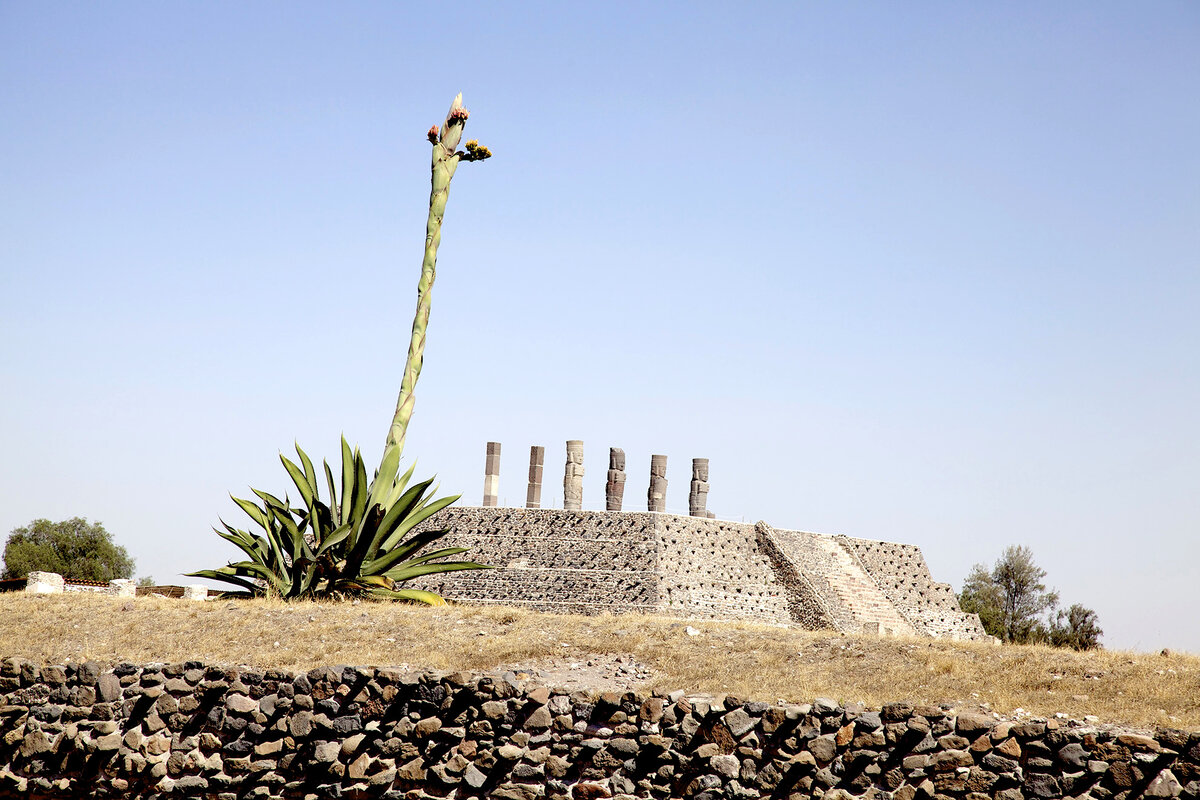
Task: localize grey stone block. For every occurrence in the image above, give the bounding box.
[526,445,545,509]
[483,441,501,507]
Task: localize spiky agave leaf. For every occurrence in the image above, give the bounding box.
[368,588,447,605]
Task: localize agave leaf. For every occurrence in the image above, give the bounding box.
[250,487,283,507]
[384,560,491,582]
[274,507,310,559]
[278,512,314,585]
[215,522,258,551]
[217,524,272,566]
[297,559,320,596]
[347,503,393,584]
[369,444,402,511]
[296,443,318,497]
[215,561,282,593]
[324,459,338,518]
[223,513,275,568]
[227,559,280,580]
[369,527,449,571]
[394,546,471,565]
[215,529,261,560]
[231,496,269,531]
[218,536,271,573]
[350,446,369,525]
[311,500,334,547]
[376,493,460,554]
[184,568,261,593]
[367,587,447,605]
[347,575,394,590]
[340,437,355,527]
[362,543,469,576]
[255,506,291,580]
[367,477,435,559]
[266,510,291,569]
[316,523,353,557]
[386,461,419,507]
[367,530,441,577]
[280,454,315,510]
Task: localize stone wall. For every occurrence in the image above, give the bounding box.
[752,524,852,633]
[654,515,790,625]
[415,508,987,640]
[835,538,987,640]
[1,656,1197,799]
[414,508,662,615]
[414,509,791,624]
[1,574,209,602]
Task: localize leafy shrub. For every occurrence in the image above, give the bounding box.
[3,517,134,582]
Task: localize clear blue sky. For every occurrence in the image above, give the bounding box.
[2,2,1197,652]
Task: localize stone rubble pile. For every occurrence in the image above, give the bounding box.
[0,657,1197,799]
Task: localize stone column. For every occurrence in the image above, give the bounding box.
[563,440,584,511]
[689,457,710,517]
[647,454,668,512]
[483,441,501,507]
[526,445,545,509]
[605,447,626,511]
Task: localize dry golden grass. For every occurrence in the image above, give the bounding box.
[1,593,1197,731]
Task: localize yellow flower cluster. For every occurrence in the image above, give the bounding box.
[464,140,493,160]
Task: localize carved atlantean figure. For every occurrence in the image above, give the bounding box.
[526,445,545,509]
[483,442,501,507]
[563,440,584,511]
[648,454,668,512]
[605,448,626,511]
[689,457,710,518]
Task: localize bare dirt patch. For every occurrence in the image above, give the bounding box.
[1,593,1196,731]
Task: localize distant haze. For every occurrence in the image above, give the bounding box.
[1,2,1196,652]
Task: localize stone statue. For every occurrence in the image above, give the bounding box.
[564,440,584,511]
[648,454,668,512]
[606,448,626,511]
[689,457,710,518]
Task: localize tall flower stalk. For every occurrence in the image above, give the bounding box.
[190,96,493,602]
[385,93,491,459]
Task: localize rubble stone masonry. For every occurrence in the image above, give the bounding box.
[413,508,987,641]
[0,657,1195,799]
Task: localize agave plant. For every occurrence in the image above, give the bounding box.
[187,440,489,602]
[193,95,492,602]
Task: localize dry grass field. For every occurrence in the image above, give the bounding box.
[1,593,1197,732]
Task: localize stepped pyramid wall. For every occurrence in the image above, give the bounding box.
[413,507,989,640]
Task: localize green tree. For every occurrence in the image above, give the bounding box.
[959,545,1061,644]
[1049,603,1103,650]
[958,563,1004,636]
[3,518,135,582]
[993,545,1059,643]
